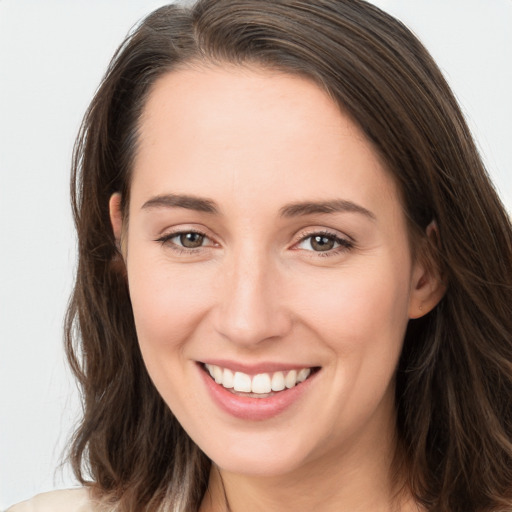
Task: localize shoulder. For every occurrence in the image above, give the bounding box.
[6,488,97,512]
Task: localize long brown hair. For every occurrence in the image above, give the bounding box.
[66,1,512,510]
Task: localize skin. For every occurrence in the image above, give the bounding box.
[110,65,443,511]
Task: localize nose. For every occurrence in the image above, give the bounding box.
[213,248,293,347]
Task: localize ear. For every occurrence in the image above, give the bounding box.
[408,221,446,319]
[109,192,124,246]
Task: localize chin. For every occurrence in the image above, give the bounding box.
[194,426,322,478]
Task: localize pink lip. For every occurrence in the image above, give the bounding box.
[200,358,314,376]
[198,363,318,421]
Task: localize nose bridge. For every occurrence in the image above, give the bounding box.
[214,240,291,346]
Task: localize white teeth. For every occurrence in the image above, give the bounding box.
[233,372,252,392]
[204,364,313,394]
[297,368,311,383]
[271,371,285,392]
[252,373,272,394]
[285,370,297,389]
[213,365,223,384]
[222,368,234,389]
[206,364,215,379]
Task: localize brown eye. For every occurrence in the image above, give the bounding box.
[295,231,353,255]
[310,235,336,251]
[179,232,205,248]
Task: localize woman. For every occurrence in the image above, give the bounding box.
[9,0,512,511]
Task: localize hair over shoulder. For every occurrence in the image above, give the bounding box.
[66,1,512,510]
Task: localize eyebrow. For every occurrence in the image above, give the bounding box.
[141,194,375,221]
[279,199,376,220]
[141,194,218,214]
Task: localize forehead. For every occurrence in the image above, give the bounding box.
[137,65,350,162]
[131,65,400,220]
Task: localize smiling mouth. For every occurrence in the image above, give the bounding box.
[201,363,319,398]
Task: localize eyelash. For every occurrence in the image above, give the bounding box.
[155,229,354,257]
[155,230,214,254]
[294,230,354,257]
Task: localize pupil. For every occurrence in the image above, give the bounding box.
[180,232,204,248]
[311,235,334,251]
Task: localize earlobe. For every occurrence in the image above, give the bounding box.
[408,221,446,319]
[109,192,124,244]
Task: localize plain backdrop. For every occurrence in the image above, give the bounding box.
[1,0,511,508]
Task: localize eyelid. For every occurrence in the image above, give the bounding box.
[293,227,353,244]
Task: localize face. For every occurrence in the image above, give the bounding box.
[113,66,435,478]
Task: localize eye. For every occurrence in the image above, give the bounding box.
[295,231,353,254]
[156,230,213,250]
[175,232,206,249]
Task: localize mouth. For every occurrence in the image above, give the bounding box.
[200,362,320,399]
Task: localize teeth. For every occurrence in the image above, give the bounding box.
[297,368,311,383]
[213,365,223,384]
[222,368,234,389]
[233,372,252,392]
[204,364,313,394]
[285,370,297,389]
[271,371,285,392]
[252,373,272,394]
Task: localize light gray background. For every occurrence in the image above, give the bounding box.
[1,0,511,508]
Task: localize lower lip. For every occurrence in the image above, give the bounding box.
[198,365,317,421]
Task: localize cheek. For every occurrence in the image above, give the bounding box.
[288,257,412,436]
[290,254,413,382]
[126,254,215,361]
[126,257,219,423]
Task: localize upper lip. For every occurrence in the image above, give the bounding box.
[198,359,318,376]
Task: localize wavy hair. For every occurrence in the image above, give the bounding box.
[66,1,512,510]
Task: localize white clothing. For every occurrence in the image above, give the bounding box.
[6,488,95,512]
